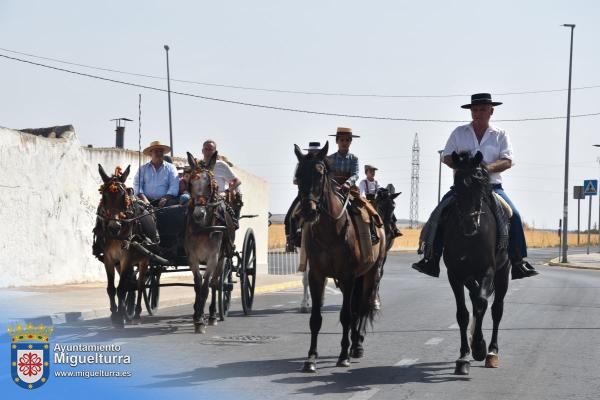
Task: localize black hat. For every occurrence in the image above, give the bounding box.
[461,93,503,109]
[303,142,322,151]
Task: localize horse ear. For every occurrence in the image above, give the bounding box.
[317,141,329,160]
[294,144,303,161]
[473,151,483,166]
[391,192,401,199]
[207,150,218,171]
[120,165,131,183]
[187,152,197,170]
[98,164,110,183]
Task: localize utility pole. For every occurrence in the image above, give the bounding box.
[560,24,575,263]
[437,149,443,204]
[409,133,420,228]
[164,45,174,156]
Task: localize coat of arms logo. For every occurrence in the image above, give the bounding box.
[9,323,54,389]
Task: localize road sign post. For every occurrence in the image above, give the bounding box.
[583,180,598,255]
[574,186,585,246]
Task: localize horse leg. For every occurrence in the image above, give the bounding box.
[208,284,218,326]
[487,260,510,368]
[300,267,311,313]
[448,272,471,375]
[114,264,129,328]
[469,270,492,362]
[104,261,120,327]
[302,270,325,373]
[336,277,354,368]
[190,263,205,333]
[133,260,148,323]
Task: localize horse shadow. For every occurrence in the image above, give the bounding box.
[140,357,469,393]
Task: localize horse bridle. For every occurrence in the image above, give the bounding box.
[98,178,136,239]
[298,160,349,222]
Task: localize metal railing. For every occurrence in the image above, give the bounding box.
[268,249,300,275]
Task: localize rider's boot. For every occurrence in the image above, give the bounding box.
[412,255,441,278]
[511,259,539,280]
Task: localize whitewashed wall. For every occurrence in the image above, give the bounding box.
[0,126,268,287]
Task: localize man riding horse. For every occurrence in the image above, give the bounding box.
[412,93,539,280]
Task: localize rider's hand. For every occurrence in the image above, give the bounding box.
[158,197,168,207]
[341,183,351,192]
[179,193,191,205]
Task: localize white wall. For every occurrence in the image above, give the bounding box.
[0,126,268,287]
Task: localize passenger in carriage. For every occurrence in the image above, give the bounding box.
[411,93,539,280]
[133,140,180,207]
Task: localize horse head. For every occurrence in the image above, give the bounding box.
[375,186,401,225]
[294,141,330,222]
[450,151,490,236]
[98,164,132,237]
[187,152,218,228]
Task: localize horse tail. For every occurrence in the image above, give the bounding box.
[354,264,380,328]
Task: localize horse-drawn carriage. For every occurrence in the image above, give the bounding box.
[97,154,258,331]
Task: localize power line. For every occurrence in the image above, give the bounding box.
[2,46,600,99]
[2,53,600,123]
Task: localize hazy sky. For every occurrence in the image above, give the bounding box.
[2,1,600,229]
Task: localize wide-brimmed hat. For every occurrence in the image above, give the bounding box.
[364,164,378,172]
[143,140,171,156]
[461,93,503,109]
[328,127,360,138]
[303,141,322,151]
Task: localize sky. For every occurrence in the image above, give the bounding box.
[1,0,600,230]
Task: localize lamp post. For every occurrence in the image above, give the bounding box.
[164,45,174,156]
[437,150,443,204]
[560,24,575,263]
[595,144,600,252]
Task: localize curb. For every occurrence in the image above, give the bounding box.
[547,257,600,271]
[9,277,304,328]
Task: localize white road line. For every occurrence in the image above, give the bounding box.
[394,358,419,367]
[273,304,283,308]
[425,337,444,346]
[348,387,380,400]
[448,323,459,329]
[288,301,298,304]
[113,341,127,346]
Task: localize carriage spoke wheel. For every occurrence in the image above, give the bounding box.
[241,229,257,315]
[143,268,161,316]
[218,258,233,321]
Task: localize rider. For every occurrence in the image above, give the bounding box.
[285,141,323,251]
[412,93,539,280]
[200,139,243,223]
[359,165,380,201]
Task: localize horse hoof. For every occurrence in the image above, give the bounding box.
[208,318,218,327]
[455,359,471,375]
[485,352,499,368]
[111,314,125,328]
[349,347,364,359]
[131,318,142,325]
[194,324,207,334]
[336,358,351,368]
[302,361,317,373]
[471,339,487,361]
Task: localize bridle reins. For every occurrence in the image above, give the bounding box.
[300,161,350,222]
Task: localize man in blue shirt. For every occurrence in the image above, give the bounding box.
[133,140,180,207]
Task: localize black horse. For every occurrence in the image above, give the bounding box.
[373,185,401,253]
[443,151,510,375]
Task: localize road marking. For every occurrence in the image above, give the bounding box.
[395,358,419,367]
[349,387,380,400]
[113,341,127,346]
[425,337,444,346]
[448,323,459,329]
[273,304,283,308]
[288,301,298,304]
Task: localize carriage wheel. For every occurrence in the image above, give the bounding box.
[143,268,161,316]
[241,229,257,315]
[218,258,233,321]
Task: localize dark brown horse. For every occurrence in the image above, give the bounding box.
[294,142,386,372]
[97,164,150,327]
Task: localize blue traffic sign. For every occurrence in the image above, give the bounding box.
[583,179,598,196]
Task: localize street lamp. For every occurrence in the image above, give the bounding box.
[437,150,443,204]
[164,45,174,156]
[560,24,575,263]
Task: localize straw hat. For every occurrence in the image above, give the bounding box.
[143,140,171,156]
[329,127,360,138]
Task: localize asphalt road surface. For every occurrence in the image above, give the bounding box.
[38,248,600,399]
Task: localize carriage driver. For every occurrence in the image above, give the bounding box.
[133,140,181,207]
[200,139,243,223]
[412,93,539,280]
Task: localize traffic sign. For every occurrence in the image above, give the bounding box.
[583,180,598,196]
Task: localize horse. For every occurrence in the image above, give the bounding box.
[443,151,510,375]
[97,164,150,328]
[298,185,399,313]
[293,141,386,372]
[184,152,234,333]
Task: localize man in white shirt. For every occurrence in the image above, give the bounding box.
[359,165,380,201]
[412,93,538,280]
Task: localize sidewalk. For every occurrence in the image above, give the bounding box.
[0,273,303,327]
[548,252,600,271]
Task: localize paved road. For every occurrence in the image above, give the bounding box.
[13,249,599,399]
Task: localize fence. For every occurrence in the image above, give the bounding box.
[268,249,300,275]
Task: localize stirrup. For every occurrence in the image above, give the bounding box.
[412,257,440,278]
[511,260,539,280]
